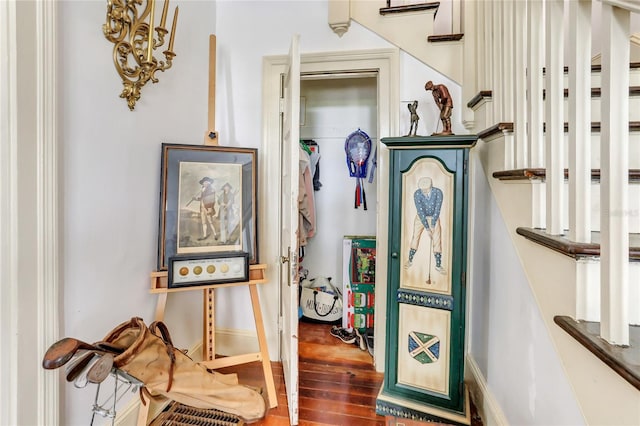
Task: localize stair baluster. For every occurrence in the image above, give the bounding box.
[527,0,545,168]
[545,0,565,236]
[600,2,631,345]
[514,0,528,168]
[567,0,593,245]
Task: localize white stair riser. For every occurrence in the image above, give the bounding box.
[552,95,640,122]
[562,132,640,169]
[470,99,492,134]
[536,180,640,233]
[588,183,640,233]
[576,259,640,325]
[566,67,640,88]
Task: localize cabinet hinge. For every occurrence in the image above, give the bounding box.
[279,98,285,113]
[461,271,466,289]
[278,315,283,332]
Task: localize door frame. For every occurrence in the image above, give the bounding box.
[1,0,60,424]
[261,48,399,371]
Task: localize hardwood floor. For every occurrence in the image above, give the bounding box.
[217,321,382,425]
[218,322,481,425]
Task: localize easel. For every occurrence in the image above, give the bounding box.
[137,35,276,426]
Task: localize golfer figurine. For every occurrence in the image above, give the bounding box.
[425,81,454,135]
[407,100,419,136]
[405,177,446,283]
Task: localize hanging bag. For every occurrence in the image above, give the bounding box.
[299,277,343,323]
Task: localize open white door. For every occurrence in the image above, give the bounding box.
[279,34,300,425]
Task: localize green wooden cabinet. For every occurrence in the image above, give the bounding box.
[376,135,477,425]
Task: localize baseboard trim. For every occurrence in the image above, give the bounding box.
[113,328,259,425]
[465,355,508,426]
[214,328,259,356]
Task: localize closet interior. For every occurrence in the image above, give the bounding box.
[297,75,379,363]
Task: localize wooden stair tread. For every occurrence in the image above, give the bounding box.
[469,85,640,108]
[516,227,640,260]
[467,90,492,109]
[476,122,514,140]
[543,62,640,74]
[554,316,640,391]
[427,33,464,42]
[478,121,640,140]
[543,86,640,99]
[492,168,640,182]
[379,2,439,15]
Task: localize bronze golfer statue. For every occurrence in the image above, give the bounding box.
[425,81,454,135]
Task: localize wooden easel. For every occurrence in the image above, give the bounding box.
[137,35,276,426]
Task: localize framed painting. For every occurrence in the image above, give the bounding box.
[157,143,258,270]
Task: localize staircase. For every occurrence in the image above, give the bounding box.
[328,1,640,425]
[330,0,464,84]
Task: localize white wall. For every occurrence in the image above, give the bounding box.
[399,52,465,137]
[300,77,378,284]
[468,153,584,425]
[60,1,215,423]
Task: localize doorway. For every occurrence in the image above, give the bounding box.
[261,48,399,372]
[298,75,378,364]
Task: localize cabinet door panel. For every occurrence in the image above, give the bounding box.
[399,157,455,295]
[397,304,451,396]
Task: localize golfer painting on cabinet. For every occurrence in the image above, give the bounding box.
[400,158,453,295]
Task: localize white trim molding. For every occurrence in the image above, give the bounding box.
[261,48,399,372]
[601,0,640,14]
[328,0,351,37]
[0,1,19,425]
[465,355,508,426]
[1,0,60,424]
[36,0,61,424]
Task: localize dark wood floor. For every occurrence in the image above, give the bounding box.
[218,322,481,425]
[218,321,382,425]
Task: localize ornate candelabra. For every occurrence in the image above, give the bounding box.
[103,0,179,110]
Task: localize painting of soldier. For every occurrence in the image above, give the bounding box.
[176,161,242,254]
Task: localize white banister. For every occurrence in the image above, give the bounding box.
[569,0,593,321]
[502,3,514,120]
[492,0,502,125]
[600,3,630,345]
[475,1,486,96]
[527,0,545,168]
[452,0,461,34]
[514,0,528,168]
[567,0,592,244]
[484,1,494,125]
[502,1,514,169]
[544,0,565,236]
[462,0,476,130]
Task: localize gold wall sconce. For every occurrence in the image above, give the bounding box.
[103,0,179,110]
